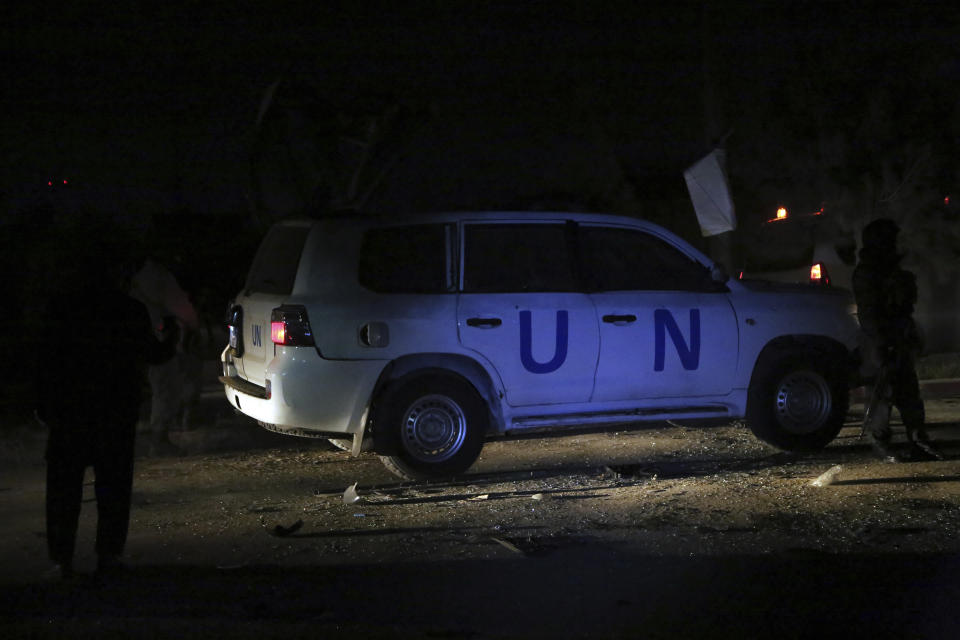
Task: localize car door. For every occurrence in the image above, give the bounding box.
[581,224,739,402]
[457,221,599,407]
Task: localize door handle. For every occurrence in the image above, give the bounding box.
[602,314,637,324]
[466,317,502,328]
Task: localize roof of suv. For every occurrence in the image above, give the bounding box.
[280,211,719,278]
[284,210,687,235]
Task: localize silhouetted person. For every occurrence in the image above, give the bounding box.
[130,254,200,456]
[34,241,178,579]
[853,218,943,462]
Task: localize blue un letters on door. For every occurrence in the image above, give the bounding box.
[518,309,701,374]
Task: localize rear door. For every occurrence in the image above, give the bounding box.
[232,222,312,384]
[581,224,739,402]
[457,221,599,407]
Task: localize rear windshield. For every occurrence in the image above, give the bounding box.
[244,225,311,294]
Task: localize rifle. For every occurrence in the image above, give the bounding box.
[861,346,900,439]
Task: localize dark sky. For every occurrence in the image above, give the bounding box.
[3,2,957,217]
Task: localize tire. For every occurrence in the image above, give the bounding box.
[746,348,849,451]
[376,375,487,480]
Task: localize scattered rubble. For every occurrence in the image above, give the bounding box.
[342,482,360,505]
[810,465,844,487]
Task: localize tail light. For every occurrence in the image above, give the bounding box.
[227,305,243,357]
[270,305,314,346]
[810,263,830,285]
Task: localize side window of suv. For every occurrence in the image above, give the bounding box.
[581,226,712,292]
[359,224,452,293]
[464,223,576,292]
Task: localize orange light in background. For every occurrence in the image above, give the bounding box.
[776,207,788,220]
[810,263,830,284]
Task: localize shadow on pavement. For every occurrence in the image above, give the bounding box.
[834,475,960,486]
[2,550,958,639]
[305,429,960,500]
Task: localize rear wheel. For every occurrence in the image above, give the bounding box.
[376,375,487,480]
[746,349,849,451]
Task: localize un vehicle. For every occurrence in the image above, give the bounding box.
[220,212,859,479]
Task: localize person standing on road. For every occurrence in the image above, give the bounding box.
[35,241,179,579]
[130,251,199,456]
[852,218,943,462]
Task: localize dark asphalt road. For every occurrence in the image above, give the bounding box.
[2,547,959,639]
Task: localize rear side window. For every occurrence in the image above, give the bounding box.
[245,225,310,294]
[464,223,576,292]
[581,226,712,292]
[359,224,451,293]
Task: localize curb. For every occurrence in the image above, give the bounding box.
[917,378,960,398]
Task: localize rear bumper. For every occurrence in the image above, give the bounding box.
[220,346,385,436]
[219,375,269,399]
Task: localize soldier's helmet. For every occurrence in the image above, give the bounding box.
[861,218,900,251]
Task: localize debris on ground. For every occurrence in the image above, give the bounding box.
[260,517,304,537]
[810,465,844,487]
[490,537,524,555]
[343,482,360,505]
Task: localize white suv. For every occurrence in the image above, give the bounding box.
[221,212,859,479]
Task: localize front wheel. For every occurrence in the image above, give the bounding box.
[746,350,849,451]
[375,375,487,480]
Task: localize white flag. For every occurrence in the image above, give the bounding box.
[684,149,736,237]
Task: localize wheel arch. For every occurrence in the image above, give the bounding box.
[748,334,853,392]
[745,334,853,451]
[367,353,504,448]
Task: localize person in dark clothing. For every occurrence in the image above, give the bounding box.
[35,242,178,579]
[853,218,943,463]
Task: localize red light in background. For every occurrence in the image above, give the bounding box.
[946,197,951,206]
